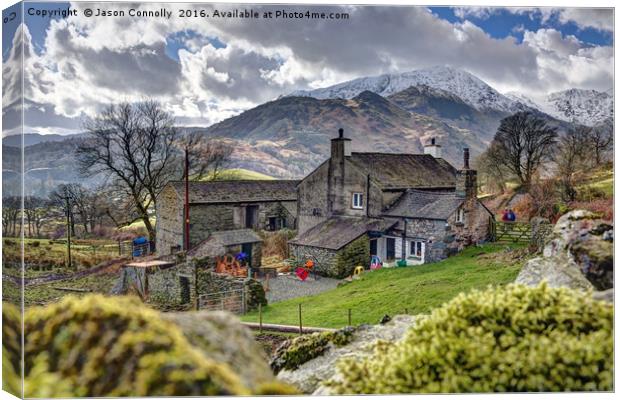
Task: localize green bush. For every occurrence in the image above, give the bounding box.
[22,295,248,397]
[329,283,613,393]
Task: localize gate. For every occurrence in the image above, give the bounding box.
[198,288,247,315]
[492,221,532,244]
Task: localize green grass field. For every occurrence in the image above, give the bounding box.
[580,168,613,197]
[199,168,274,181]
[242,244,528,328]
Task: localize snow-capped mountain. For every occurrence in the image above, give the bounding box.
[504,91,542,111]
[289,66,521,113]
[543,89,613,127]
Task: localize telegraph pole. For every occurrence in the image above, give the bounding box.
[184,146,190,251]
[65,195,72,270]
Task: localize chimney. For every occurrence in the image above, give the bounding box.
[463,148,470,169]
[456,147,477,200]
[328,128,352,215]
[423,137,442,158]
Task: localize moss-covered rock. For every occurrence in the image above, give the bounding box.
[22,295,248,397]
[161,310,274,390]
[328,284,613,394]
[271,327,356,374]
[2,302,22,397]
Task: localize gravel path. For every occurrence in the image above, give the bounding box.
[262,274,341,303]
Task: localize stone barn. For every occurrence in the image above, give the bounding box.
[289,129,494,278]
[156,180,298,255]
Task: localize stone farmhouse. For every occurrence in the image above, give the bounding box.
[156,180,299,262]
[288,129,494,278]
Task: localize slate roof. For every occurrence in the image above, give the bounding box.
[349,153,457,189]
[382,189,464,220]
[168,180,299,204]
[289,216,398,250]
[187,229,262,257]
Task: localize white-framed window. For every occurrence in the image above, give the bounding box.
[352,192,364,209]
[410,240,423,257]
[456,207,465,223]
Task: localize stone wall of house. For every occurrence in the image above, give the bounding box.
[404,219,450,263]
[147,262,196,306]
[447,200,493,251]
[289,243,338,276]
[189,204,236,247]
[297,162,329,234]
[333,235,370,278]
[289,235,370,279]
[126,261,266,312]
[156,185,184,255]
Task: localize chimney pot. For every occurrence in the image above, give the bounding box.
[338,128,344,138]
[463,148,470,169]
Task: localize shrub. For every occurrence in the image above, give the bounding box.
[22,295,248,397]
[4,239,16,246]
[329,284,613,394]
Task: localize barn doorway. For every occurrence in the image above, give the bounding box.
[241,243,253,268]
[245,205,259,228]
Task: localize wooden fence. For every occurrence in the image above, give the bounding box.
[492,221,532,244]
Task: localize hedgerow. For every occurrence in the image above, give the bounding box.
[329,283,613,393]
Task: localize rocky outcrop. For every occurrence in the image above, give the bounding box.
[162,311,274,391]
[9,295,295,397]
[273,315,418,394]
[516,210,613,295]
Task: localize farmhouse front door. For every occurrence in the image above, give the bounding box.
[386,237,396,261]
[370,239,378,256]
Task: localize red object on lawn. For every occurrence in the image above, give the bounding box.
[296,267,309,281]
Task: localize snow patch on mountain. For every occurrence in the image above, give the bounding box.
[504,92,542,111]
[543,89,613,126]
[289,66,520,113]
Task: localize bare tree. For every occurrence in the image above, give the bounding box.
[584,122,613,166]
[554,126,589,201]
[474,143,510,193]
[49,184,77,236]
[175,133,234,181]
[76,100,179,240]
[488,112,558,189]
[23,196,50,238]
[2,196,21,237]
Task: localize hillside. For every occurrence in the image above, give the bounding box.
[242,244,528,328]
[205,90,488,176]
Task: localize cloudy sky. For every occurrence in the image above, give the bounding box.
[1,2,614,135]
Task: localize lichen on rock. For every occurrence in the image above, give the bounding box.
[274,315,418,394]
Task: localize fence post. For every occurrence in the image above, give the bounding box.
[348,308,352,326]
[298,303,302,335]
[259,303,263,334]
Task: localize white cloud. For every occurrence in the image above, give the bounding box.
[557,8,613,32]
[5,3,614,134]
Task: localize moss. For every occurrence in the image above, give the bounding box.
[329,283,613,393]
[2,302,22,397]
[255,381,301,395]
[22,295,249,397]
[271,327,356,374]
[333,235,370,278]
